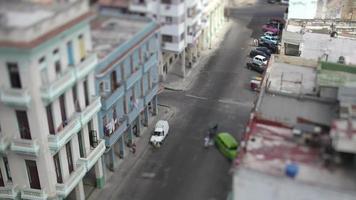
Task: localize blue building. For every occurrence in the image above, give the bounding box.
[91,13,160,170]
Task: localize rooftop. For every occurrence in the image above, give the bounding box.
[0,0,81,30]
[259,55,336,126]
[317,62,356,87]
[91,13,150,59]
[233,116,356,200]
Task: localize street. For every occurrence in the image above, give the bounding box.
[105,1,285,199]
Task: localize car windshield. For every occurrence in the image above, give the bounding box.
[153,131,163,136]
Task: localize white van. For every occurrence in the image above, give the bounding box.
[150,120,169,147]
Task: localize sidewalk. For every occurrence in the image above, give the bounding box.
[87,104,175,200]
[163,21,233,91]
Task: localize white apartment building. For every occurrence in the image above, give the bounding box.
[100,0,224,80]
[0,0,105,199]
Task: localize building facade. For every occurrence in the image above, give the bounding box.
[91,13,160,172]
[99,0,225,80]
[0,0,104,199]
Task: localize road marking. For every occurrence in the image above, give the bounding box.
[218,99,254,107]
[141,172,156,179]
[185,94,208,100]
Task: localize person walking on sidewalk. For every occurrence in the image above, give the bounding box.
[131,143,136,154]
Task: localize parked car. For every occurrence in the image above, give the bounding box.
[264,31,279,40]
[256,47,271,56]
[249,49,269,59]
[260,35,278,45]
[250,76,263,91]
[262,24,279,34]
[258,42,278,54]
[150,120,169,147]
[215,132,238,160]
[252,55,268,66]
[246,62,265,74]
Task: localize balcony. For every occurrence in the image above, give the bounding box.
[144,53,157,73]
[48,116,81,153]
[105,120,128,147]
[126,69,142,91]
[40,69,76,103]
[126,99,144,124]
[10,138,40,157]
[56,163,86,198]
[80,97,101,125]
[0,136,11,153]
[0,184,20,199]
[101,85,125,111]
[74,53,98,80]
[0,87,31,108]
[144,84,159,105]
[78,140,105,171]
[21,188,48,200]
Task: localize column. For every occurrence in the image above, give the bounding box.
[95,157,105,189]
[136,115,142,137]
[119,136,126,158]
[74,180,85,200]
[180,51,186,78]
[108,148,117,171]
[127,125,134,145]
[144,106,149,127]
[153,96,158,116]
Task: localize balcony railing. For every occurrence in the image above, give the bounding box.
[10,138,40,157]
[80,97,101,125]
[126,99,144,124]
[0,184,20,199]
[78,140,105,171]
[0,87,31,108]
[126,69,143,91]
[144,84,159,105]
[0,136,11,153]
[101,85,125,111]
[56,162,86,198]
[74,53,98,80]
[105,120,128,147]
[143,53,156,73]
[21,188,48,200]
[40,69,76,103]
[48,116,81,153]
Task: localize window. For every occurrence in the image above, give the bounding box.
[72,85,80,112]
[161,0,171,4]
[46,104,55,135]
[7,63,21,88]
[111,70,118,92]
[83,79,89,106]
[3,157,11,182]
[16,111,31,139]
[55,60,61,74]
[66,142,74,173]
[53,153,63,183]
[88,120,97,148]
[78,131,85,157]
[162,35,173,43]
[78,34,86,61]
[165,17,173,24]
[66,41,75,66]
[25,160,41,189]
[59,94,67,126]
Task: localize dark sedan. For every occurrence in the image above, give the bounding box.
[249,49,270,59]
[246,62,265,74]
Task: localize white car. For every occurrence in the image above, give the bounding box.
[150,120,169,147]
[252,55,268,66]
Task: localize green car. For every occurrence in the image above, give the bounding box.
[215,132,238,160]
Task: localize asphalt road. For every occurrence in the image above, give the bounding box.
[112,1,286,200]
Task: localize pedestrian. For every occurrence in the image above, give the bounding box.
[131,143,136,154]
[204,136,210,148]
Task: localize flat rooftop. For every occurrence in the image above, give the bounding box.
[0,0,78,30]
[91,14,150,59]
[301,32,356,65]
[233,117,356,200]
[259,56,336,126]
